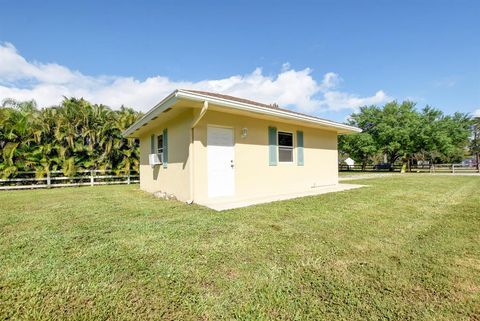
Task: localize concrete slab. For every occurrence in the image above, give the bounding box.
[197,183,366,211]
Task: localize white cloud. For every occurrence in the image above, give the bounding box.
[473,109,480,117]
[0,42,392,113]
[319,72,342,91]
[433,77,456,88]
[320,90,390,112]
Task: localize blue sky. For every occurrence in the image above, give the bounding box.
[0,0,479,121]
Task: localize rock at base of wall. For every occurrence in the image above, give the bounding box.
[153,191,177,201]
[153,191,167,199]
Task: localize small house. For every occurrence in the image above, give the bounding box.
[344,157,355,168]
[123,90,361,207]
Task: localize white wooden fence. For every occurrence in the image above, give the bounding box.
[339,163,480,174]
[0,170,139,190]
[415,164,480,174]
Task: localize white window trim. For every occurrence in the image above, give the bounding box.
[277,130,295,164]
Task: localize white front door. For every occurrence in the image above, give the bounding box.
[207,126,235,197]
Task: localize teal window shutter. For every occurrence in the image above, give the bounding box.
[150,134,155,154]
[162,128,168,168]
[297,130,304,166]
[268,126,277,166]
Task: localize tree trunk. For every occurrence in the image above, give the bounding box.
[389,153,399,165]
[401,154,408,173]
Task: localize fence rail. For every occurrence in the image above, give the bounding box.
[417,164,480,174]
[338,164,402,172]
[339,163,480,174]
[0,170,139,191]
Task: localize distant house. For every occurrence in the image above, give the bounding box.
[344,157,355,168]
[123,90,361,205]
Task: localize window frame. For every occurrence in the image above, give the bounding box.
[157,133,164,158]
[277,131,295,163]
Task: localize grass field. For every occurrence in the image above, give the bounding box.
[1,176,479,320]
[338,171,398,177]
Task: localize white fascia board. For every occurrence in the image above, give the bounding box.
[123,91,178,137]
[123,89,362,137]
[176,90,361,133]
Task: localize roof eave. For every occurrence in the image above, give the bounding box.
[123,90,178,137]
[123,89,362,137]
[176,90,361,134]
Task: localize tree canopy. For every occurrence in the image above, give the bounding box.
[0,98,142,178]
[339,101,472,168]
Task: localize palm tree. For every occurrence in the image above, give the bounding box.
[0,97,142,178]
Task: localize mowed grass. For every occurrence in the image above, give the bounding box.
[338,170,395,176]
[0,176,479,320]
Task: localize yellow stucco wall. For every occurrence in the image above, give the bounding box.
[138,109,193,201]
[192,110,338,202]
[139,107,339,203]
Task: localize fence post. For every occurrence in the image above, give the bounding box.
[90,170,94,186]
[452,164,455,174]
[127,172,131,185]
[47,172,51,188]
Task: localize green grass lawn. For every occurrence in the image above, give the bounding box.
[1,176,479,320]
[338,171,399,176]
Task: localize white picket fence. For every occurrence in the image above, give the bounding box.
[0,170,139,190]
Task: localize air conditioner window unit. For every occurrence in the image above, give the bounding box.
[149,153,163,167]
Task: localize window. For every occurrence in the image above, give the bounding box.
[278,131,293,162]
[157,134,164,155]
